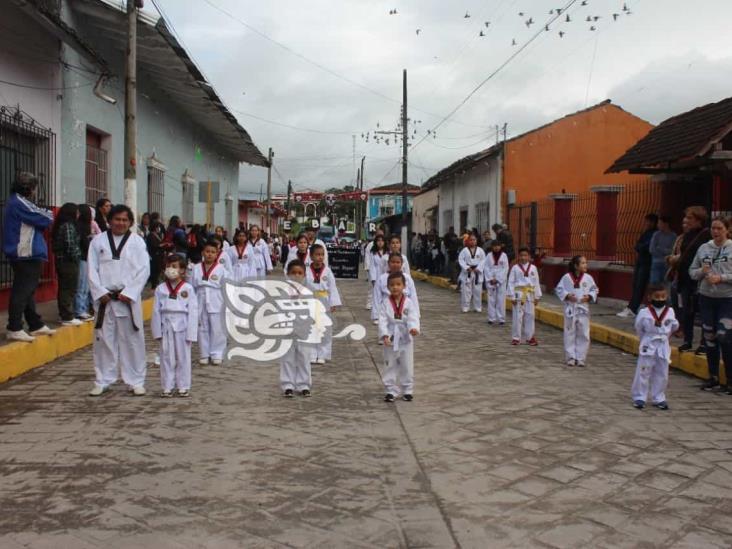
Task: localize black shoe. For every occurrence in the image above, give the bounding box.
[284,389,294,398]
[402,394,414,402]
[653,401,669,410]
[678,343,692,352]
[301,389,311,397]
[384,393,395,403]
[633,400,645,409]
[694,345,707,355]
[700,378,719,391]
[723,385,732,395]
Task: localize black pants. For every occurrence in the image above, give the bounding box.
[700,295,732,381]
[7,260,44,332]
[56,261,79,321]
[628,260,651,313]
[679,283,700,346]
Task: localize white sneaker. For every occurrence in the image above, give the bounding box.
[29,325,56,336]
[372,320,379,325]
[89,384,108,396]
[316,358,326,364]
[131,386,146,396]
[616,307,635,318]
[77,313,93,321]
[154,353,161,366]
[7,330,35,342]
[199,358,209,365]
[211,358,222,365]
[62,319,82,326]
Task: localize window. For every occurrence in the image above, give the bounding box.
[181,170,195,224]
[475,201,490,233]
[442,209,453,232]
[379,197,395,217]
[147,154,166,218]
[459,208,468,232]
[85,129,108,205]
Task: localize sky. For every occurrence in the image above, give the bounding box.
[154,0,732,196]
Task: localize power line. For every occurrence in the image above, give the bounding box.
[230,108,355,135]
[0,78,94,91]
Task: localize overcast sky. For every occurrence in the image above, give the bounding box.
[155,0,732,195]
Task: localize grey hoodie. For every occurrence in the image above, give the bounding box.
[689,239,732,298]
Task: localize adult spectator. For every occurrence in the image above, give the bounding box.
[146,212,165,287]
[51,203,82,326]
[137,212,151,238]
[492,223,515,262]
[617,213,658,318]
[481,230,493,253]
[94,198,111,232]
[668,206,710,353]
[215,225,230,249]
[75,204,95,320]
[443,226,460,281]
[689,216,732,393]
[649,215,677,284]
[2,172,56,342]
[162,215,188,258]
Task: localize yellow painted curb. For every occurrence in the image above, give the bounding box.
[0,298,154,384]
[411,270,723,383]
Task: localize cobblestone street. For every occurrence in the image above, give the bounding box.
[1,279,732,548]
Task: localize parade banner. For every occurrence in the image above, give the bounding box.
[327,245,360,279]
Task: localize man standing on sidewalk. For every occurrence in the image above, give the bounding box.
[2,172,57,342]
[617,214,658,318]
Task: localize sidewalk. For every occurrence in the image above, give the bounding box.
[411,270,719,384]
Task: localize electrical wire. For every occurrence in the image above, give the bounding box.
[230,108,355,135]
[0,78,94,91]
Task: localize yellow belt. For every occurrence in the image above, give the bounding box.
[314,290,328,298]
[515,285,534,304]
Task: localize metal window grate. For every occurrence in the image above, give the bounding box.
[0,106,56,288]
[182,179,194,224]
[85,144,108,205]
[474,201,490,233]
[147,166,165,218]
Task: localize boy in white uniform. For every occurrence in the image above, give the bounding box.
[484,239,509,325]
[88,205,150,396]
[458,234,486,313]
[226,229,258,282]
[280,259,314,397]
[379,272,420,402]
[305,244,341,364]
[555,255,599,367]
[632,285,678,410]
[369,235,388,323]
[249,225,273,278]
[192,241,230,365]
[508,247,542,346]
[375,253,420,316]
[151,255,198,397]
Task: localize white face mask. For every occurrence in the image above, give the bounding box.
[165,267,181,280]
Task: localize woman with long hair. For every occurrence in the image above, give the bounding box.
[94,198,111,232]
[51,203,82,325]
[73,204,95,320]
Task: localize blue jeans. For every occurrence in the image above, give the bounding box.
[649,261,667,285]
[699,294,732,382]
[74,259,90,316]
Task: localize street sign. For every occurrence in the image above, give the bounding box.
[327,245,360,279]
[347,221,356,233]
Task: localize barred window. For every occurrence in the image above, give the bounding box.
[147,165,165,218]
[182,171,195,224]
[442,209,453,232]
[475,201,490,233]
[85,129,108,205]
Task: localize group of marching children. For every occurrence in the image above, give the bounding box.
[152,225,272,398]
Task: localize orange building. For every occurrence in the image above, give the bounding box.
[503,100,653,218]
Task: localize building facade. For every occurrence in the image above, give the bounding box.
[366,183,420,224]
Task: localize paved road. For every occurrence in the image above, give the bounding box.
[1,278,731,548]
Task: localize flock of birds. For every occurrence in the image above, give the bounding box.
[389,2,634,44]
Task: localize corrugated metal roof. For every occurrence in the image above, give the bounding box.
[72,0,268,167]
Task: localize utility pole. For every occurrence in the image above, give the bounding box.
[352,134,356,187]
[401,68,408,246]
[264,147,273,235]
[285,179,292,216]
[502,123,508,142]
[124,0,139,218]
[359,155,365,239]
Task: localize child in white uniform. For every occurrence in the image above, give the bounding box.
[375,253,420,316]
[88,205,150,396]
[280,259,314,397]
[555,255,599,367]
[379,272,420,402]
[305,244,341,364]
[381,235,410,274]
[249,224,273,278]
[458,234,486,313]
[151,255,198,397]
[369,235,388,323]
[632,285,678,410]
[484,240,509,325]
[284,233,311,272]
[210,237,233,273]
[508,247,542,346]
[226,229,258,282]
[192,241,230,365]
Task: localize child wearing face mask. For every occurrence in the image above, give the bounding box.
[151,255,198,397]
[631,284,679,411]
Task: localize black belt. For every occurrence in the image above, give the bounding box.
[95,291,139,331]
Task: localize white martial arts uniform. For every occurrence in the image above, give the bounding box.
[458,246,486,312]
[279,282,314,392]
[369,250,388,321]
[380,252,410,275]
[631,305,679,405]
[378,295,420,397]
[226,242,258,282]
[305,264,342,361]
[484,250,509,323]
[507,262,542,342]
[374,272,420,316]
[364,241,374,310]
[151,280,198,392]
[250,238,273,278]
[284,248,311,272]
[191,260,230,361]
[88,230,150,389]
[555,273,599,364]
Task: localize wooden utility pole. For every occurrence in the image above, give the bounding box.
[359,155,365,238]
[401,69,408,245]
[264,147,273,235]
[124,0,138,217]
